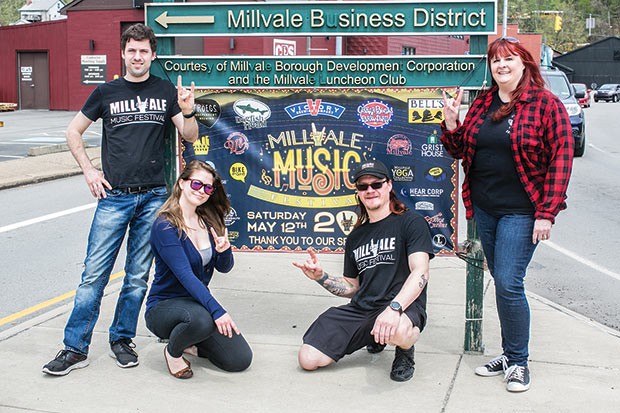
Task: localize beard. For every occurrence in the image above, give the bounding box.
[126,61,150,78]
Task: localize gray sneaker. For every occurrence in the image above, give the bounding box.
[475,355,508,377]
[505,365,530,392]
[109,339,139,368]
[42,349,89,376]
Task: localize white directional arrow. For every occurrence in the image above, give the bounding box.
[155,11,215,29]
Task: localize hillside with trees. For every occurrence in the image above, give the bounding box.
[502,0,620,52]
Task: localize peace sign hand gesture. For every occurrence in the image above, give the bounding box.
[210,227,231,252]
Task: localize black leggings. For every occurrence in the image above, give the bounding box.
[145,297,252,372]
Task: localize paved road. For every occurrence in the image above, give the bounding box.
[0,110,101,161]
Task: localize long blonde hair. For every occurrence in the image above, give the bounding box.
[158,160,231,236]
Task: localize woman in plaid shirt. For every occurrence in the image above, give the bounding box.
[441,37,573,393]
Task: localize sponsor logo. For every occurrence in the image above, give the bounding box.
[432,234,447,248]
[415,201,434,211]
[387,134,412,156]
[408,99,444,124]
[233,99,271,130]
[194,97,221,128]
[425,212,448,229]
[421,143,444,157]
[392,165,415,182]
[224,207,241,227]
[284,99,345,119]
[336,210,358,236]
[425,166,447,182]
[400,187,444,198]
[224,132,249,155]
[192,135,210,155]
[427,130,440,144]
[357,100,393,129]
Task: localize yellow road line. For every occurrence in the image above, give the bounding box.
[0,271,125,327]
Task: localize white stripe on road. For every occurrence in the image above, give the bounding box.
[544,240,620,282]
[0,203,96,234]
[0,154,24,158]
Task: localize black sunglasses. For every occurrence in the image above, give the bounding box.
[189,179,215,195]
[355,180,387,192]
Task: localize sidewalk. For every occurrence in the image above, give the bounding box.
[0,146,101,190]
[0,253,619,412]
[0,130,619,411]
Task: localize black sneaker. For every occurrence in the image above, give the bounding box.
[505,365,530,392]
[390,346,415,382]
[366,342,386,354]
[42,349,89,376]
[109,338,139,368]
[475,354,508,377]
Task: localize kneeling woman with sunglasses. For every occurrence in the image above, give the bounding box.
[145,160,252,379]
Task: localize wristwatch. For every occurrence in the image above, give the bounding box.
[389,301,403,315]
[183,109,196,118]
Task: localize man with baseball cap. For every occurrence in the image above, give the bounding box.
[293,159,434,382]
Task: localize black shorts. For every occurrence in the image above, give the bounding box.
[302,302,427,362]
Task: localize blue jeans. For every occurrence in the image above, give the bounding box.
[63,186,167,355]
[473,205,538,367]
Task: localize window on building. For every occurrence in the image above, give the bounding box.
[402,46,416,55]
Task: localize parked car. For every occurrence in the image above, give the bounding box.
[541,67,586,157]
[571,83,592,108]
[594,83,620,102]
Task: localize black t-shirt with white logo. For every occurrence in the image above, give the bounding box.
[81,75,181,188]
[343,210,434,311]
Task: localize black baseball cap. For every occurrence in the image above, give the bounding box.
[352,159,390,182]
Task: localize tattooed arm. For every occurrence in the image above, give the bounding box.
[292,249,360,298]
[395,251,431,309]
[314,272,359,298]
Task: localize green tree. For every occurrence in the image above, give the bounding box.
[0,0,26,26]
[499,0,620,52]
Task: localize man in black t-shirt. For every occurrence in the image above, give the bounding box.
[43,24,198,376]
[293,160,434,382]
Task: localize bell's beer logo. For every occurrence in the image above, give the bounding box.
[408,99,443,124]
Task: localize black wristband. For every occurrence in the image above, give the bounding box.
[183,110,196,118]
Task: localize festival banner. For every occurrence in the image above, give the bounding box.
[182,88,457,254]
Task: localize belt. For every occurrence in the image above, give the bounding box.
[117,185,160,194]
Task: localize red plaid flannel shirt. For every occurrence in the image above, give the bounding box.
[441,85,574,223]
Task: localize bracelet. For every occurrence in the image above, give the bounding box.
[316,271,329,283]
[183,110,196,118]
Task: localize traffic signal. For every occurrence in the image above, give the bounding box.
[554,15,563,32]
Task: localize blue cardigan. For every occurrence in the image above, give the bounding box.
[146,217,234,320]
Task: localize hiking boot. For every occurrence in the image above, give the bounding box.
[390,346,415,382]
[42,349,89,376]
[109,338,139,368]
[366,342,386,354]
[505,365,530,392]
[475,354,508,377]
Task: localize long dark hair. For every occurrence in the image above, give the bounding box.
[158,160,230,236]
[488,37,545,122]
[354,183,408,228]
